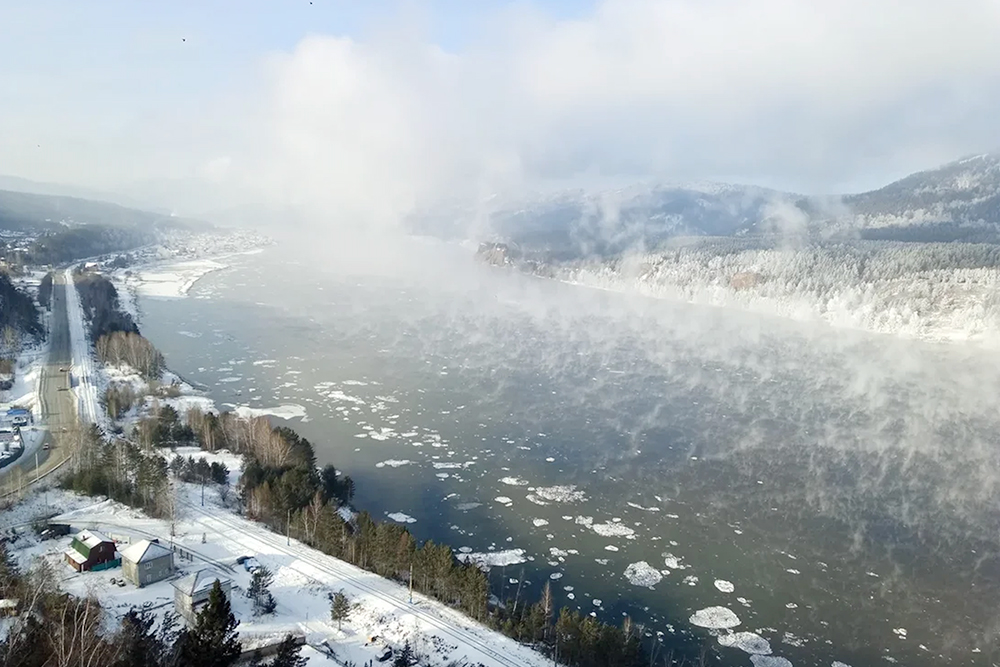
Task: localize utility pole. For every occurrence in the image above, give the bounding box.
[286,508,291,546]
[200,474,205,507]
[34,452,39,484]
[409,562,413,604]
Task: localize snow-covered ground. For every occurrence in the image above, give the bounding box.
[0,328,47,419]
[5,448,550,667]
[128,258,230,298]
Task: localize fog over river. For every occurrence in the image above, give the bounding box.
[133,238,1000,667]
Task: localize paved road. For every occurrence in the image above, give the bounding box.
[0,273,77,492]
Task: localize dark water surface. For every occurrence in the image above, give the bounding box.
[136,240,1000,667]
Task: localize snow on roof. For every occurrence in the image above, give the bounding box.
[76,529,113,548]
[65,549,88,564]
[171,568,231,597]
[120,539,172,564]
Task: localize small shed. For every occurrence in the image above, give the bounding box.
[121,539,174,587]
[171,568,232,625]
[0,599,19,617]
[64,529,118,572]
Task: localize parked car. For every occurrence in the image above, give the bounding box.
[236,555,261,572]
[376,647,393,662]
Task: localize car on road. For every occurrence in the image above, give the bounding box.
[42,444,50,451]
[59,368,68,372]
[57,387,68,392]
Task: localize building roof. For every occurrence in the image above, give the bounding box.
[75,529,113,548]
[65,549,88,565]
[121,539,172,564]
[171,568,231,597]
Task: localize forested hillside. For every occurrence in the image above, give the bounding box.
[27,225,155,265]
[0,273,43,341]
[523,239,1000,344]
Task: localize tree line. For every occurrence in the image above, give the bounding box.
[74,269,166,378]
[27,224,155,265]
[37,271,53,309]
[182,413,659,667]
[0,272,43,343]
[74,269,139,341]
[0,542,306,667]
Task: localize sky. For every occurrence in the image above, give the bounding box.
[3,0,1000,222]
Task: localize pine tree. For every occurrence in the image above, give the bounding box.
[329,590,351,630]
[392,640,414,667]
[174,580,241,667]
[111,609,177,667]
[269,635,307,667]
[247,566,275,616]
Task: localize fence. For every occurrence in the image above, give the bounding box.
[91,557,122,572]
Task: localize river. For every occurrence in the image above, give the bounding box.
[134,237,1000,667]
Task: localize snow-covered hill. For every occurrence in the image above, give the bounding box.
[524,239,1000,345]
[846,153,1000,241]
[426,152,1000,255]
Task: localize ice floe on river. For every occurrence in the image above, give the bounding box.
[689,607,741,629]
[457,549,527,569]
[227,403,308,421]
[591,522,636,538]
[623,561,663,588]
[375,459,413,468]
[749,656,793,667]
[718,631,771,655]
[714,579,735,593]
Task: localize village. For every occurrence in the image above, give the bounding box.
[0,444,548,667]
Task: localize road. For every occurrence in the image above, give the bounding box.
[0,273,78,495]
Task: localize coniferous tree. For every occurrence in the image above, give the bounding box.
[269,635,307,667]
[392,640,414,667]
[173,581,241,667]
[329,590,351,630]
[111,609,178,667]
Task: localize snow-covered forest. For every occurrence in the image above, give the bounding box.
[530,239,1000,344]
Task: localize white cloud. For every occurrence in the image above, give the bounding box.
[5,0,1000,222]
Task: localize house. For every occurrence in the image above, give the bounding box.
[121,539,174,587]
[171,568,232,624]
[64,529,118,572]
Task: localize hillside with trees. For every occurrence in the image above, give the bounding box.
[0,273,43,342]
[514,238,1000,344]
[27,224,156,265]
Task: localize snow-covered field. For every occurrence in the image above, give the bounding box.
[4,449,551,667]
